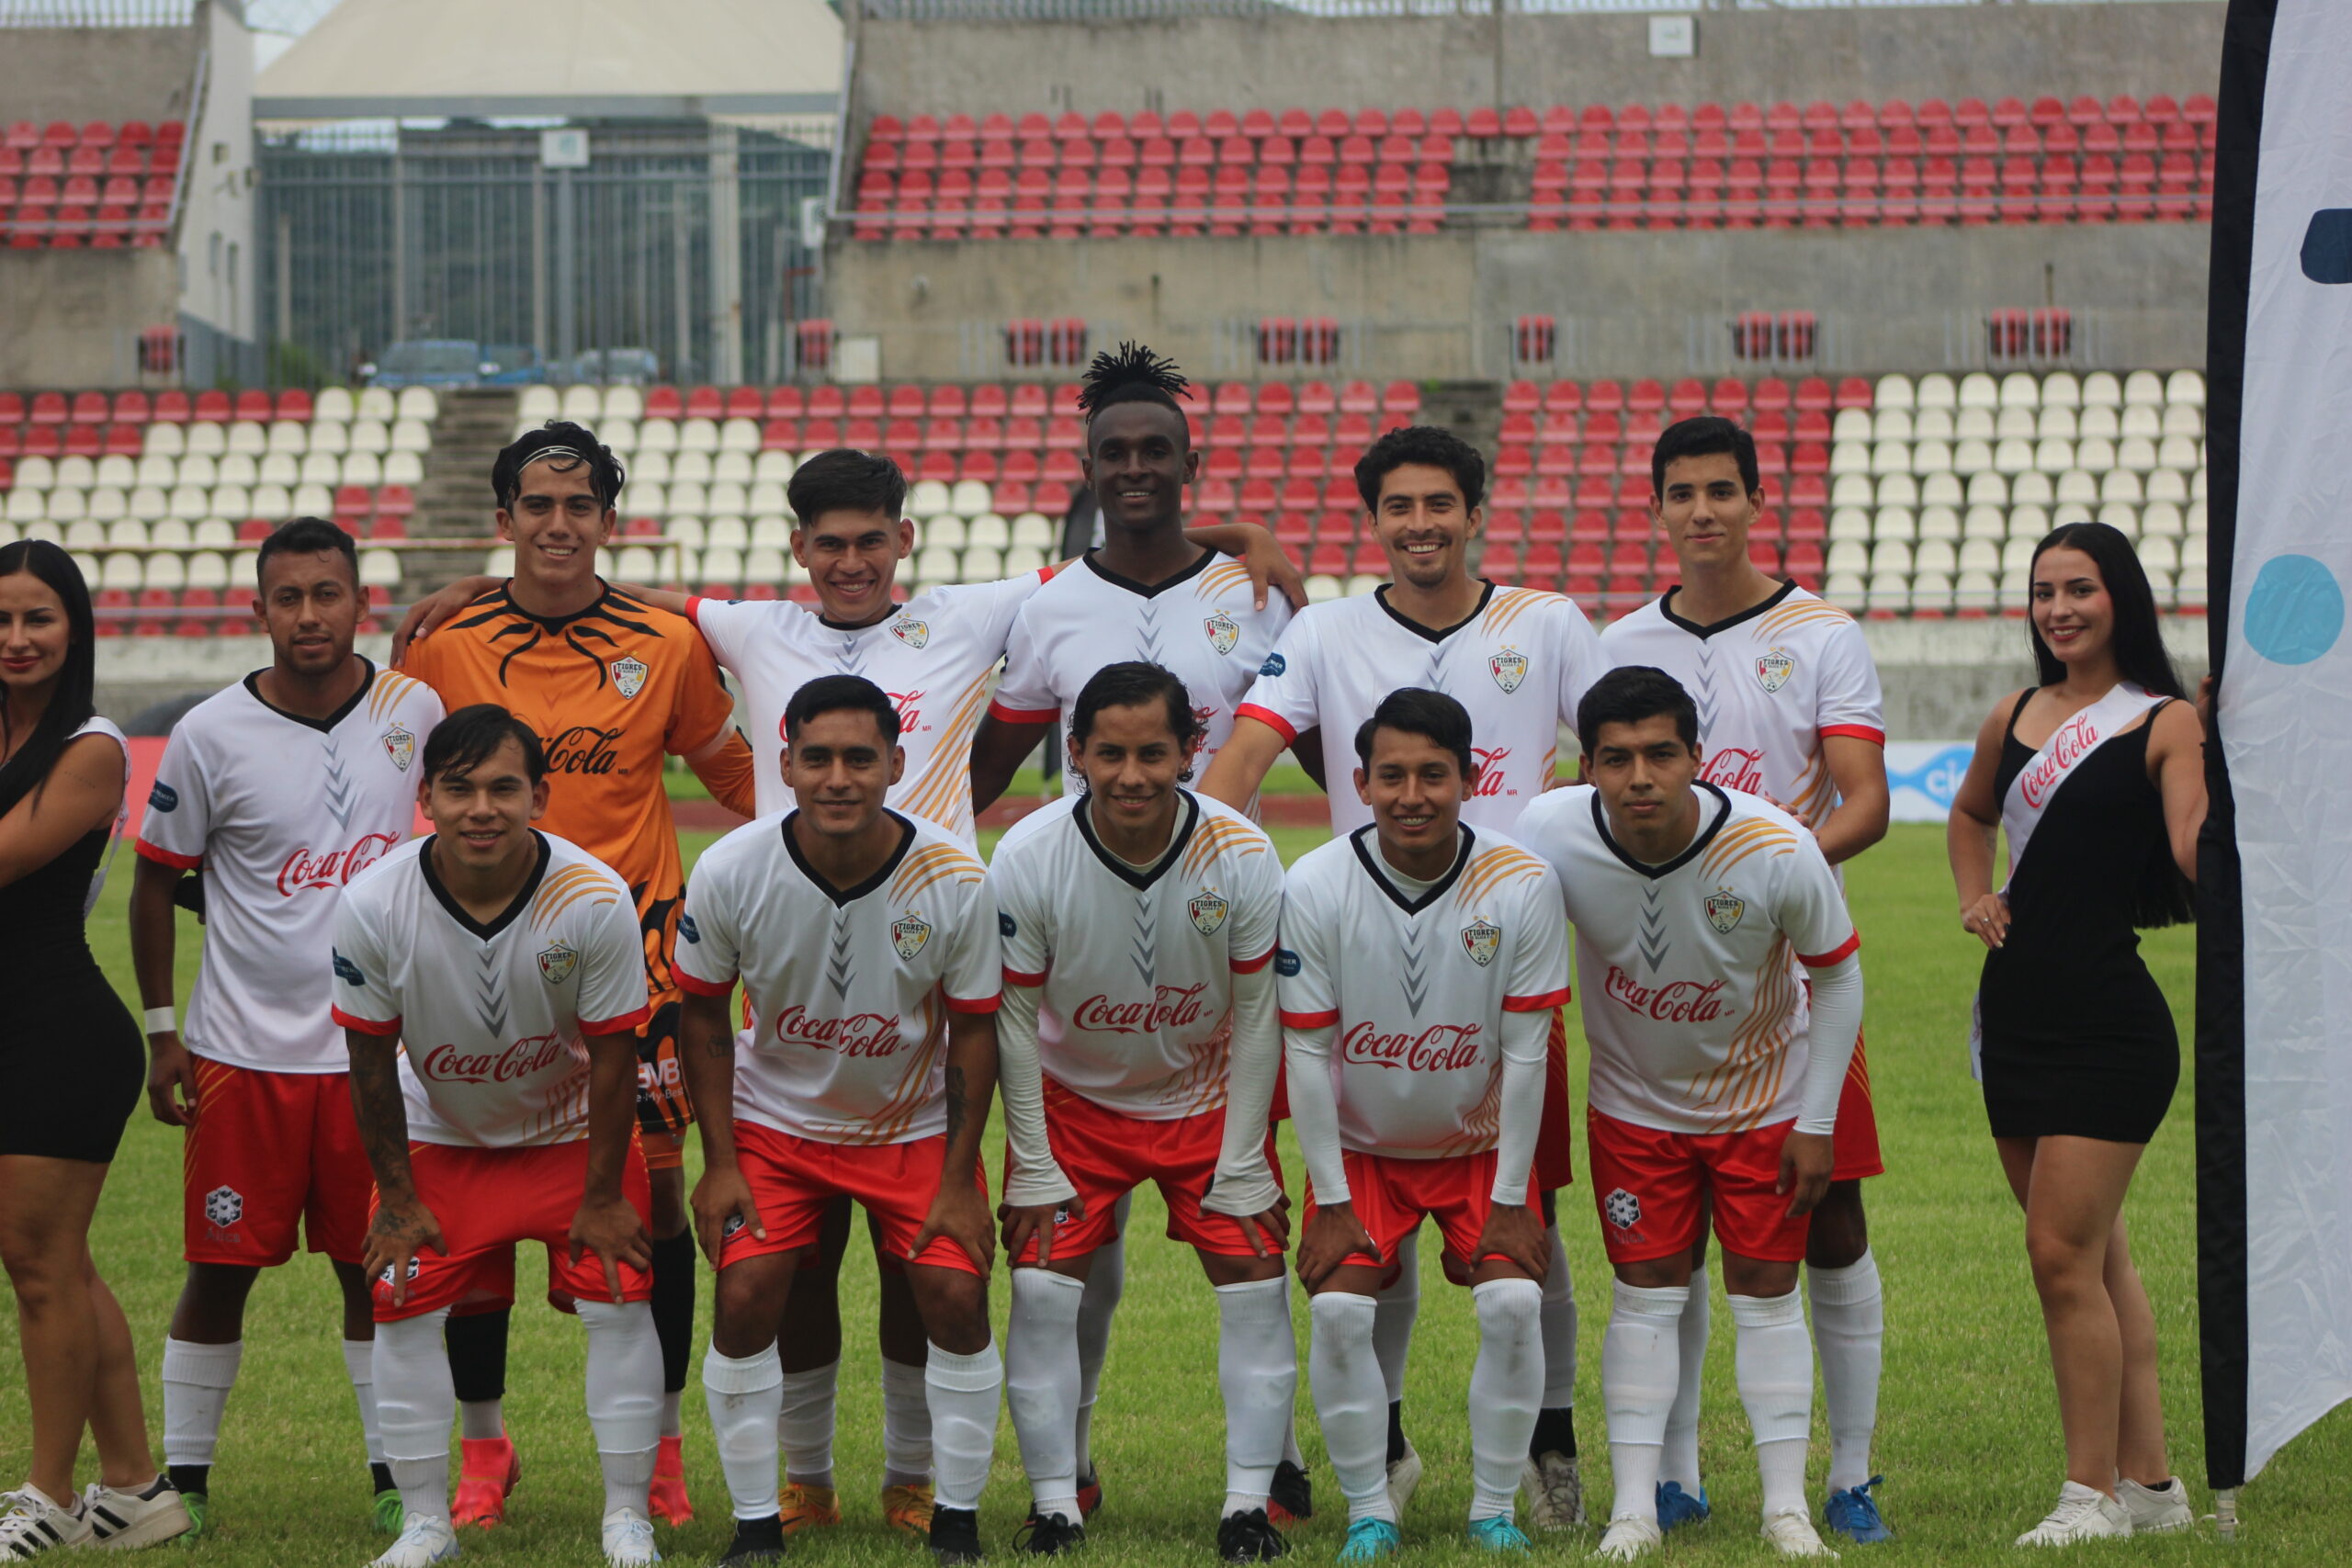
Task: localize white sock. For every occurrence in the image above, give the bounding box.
[578,1299,663,1517]
[374,1309,456,1523]
[1469,1279,1544,1521]
[925,1341,1002,1513]
[1728,1291,1813,1520]
[1539,1224,1577,1412]
[161,1337,243,1470]
[1307,1292,1395,1525]
[1370,1225,1419,1406]
[703,1344,785,1522]
[880,1359,933,1485]
[1216,1276,1295,1516]
[1073,1209,1125,1473]
[342,1339,387,1467]
[777,1359,839,1487]
[1601,1281,1686,1523]
[1659,1266,1709,1490]
[459,1399,505,1442]
[1808,1250,1883,1492]
[1007,1270,1085,1521]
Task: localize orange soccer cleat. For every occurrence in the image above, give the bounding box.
[776,1482,842,1534]
[880,1482,934,1540]
[451,1436,522,1528]
[648,1434,694,1527]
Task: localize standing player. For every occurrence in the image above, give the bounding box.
[989,662,1293,1560]
[1596,417,1892,1543]
[130,519,445,1540]
[1516,667,1861,1562]
[1202,426,1605,1527]
[401,423,758,1529]
[675,676,1007,1568]
[1279,688,1567,1561]
[331,705,666,1568]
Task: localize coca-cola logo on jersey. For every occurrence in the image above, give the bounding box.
[1603,965,1729,1023]
[415,1032,571,1084]
[889,690,925,734]
[1340,1020,1484,1072]
[775,1005,906,1058]
[1702,749,1767,795]
[544,726,624,775]
[278,832,399,897]
[2018,716,2098,809]
[1469,747,1510,798]
[1071,983,1208,1035]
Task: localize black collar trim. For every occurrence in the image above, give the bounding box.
[420,829,552,942]
[1657,579,1796,639]
[490,578,624,634]
[1590,781,1732,881]
[242,658,378,735]
[1374,579,1495,645]
[817,604,905,632]
[1073,789,1200,891]
[783,808,918,908]
[1080,545,1216,600]
[1350,823,1476,915]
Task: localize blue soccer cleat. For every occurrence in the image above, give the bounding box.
[1655,1482,1710,1532]
[1824,1476,1893,1544]
[1337,1518,1401,1562]
[1466,1516,1531,1554]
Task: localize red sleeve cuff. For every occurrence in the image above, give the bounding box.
[945,991,1001,1015]
[1229,945,1276,975]
[135,839,203,870]
[582,1004,653,1036]
[684,594,707,628]
[1817,724,1885,746]
[1235,703,1298,745]
[1280,1007,1340,1029]
[675,970,736,998]
[1798,931,1861,967]
[1001,964,1048,987]
[1503,987,1572,1012]
[1036,562,1061,583]
[986,699,1058,724]
[333,1007,401,1037]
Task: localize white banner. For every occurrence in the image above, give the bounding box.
[1883,740,1972,823]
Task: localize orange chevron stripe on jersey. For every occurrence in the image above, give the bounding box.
[1195,559,1253,599]
[897,679,993,829]
[1480,584,1562,637]
[854,992,947,1145]
[1180,816,1272,879]
[1690,931,1803,1133]
[366,670,433,722]
[1696,818,1799,883]
[1755,597,1857,641]
[889,842,987,904]
[1458,844,1549,905]
[530,863,628,929]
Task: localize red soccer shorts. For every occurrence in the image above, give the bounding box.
[370,1138,654,1322]
[1535,1009,1575,1191]
[1586,1108,1810,1266]
[722,1121,987,1277]
[1305,1149,1535,1276]
[184,1058,373,1268]
[1011,1079,1287,1264]
[1830,1032,1883,1181]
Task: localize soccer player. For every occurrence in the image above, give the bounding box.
[1596,417,1892,1543]
[130,519,445,1540]
[1280,688,1568,1561]
[1514,667,1862,1562]
[331,705,666,1568]
[674,676,1007,1568]
[989,662,1294,1560]
[1202,425,1605,1527]
[401,423,758,1528]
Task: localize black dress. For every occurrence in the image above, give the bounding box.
[1976,691,2180,1144]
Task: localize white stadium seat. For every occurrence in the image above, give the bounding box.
[605,387,644,422]
[227,422,267,457]
[1873,374,1915,411]
[1958,373,1999,410]
[1871,409,1912,442]
[1998,372,2041,410]
[2080,372,2122,408]
[2166,369,2206,408]
[522,387,561,422]
[395,389,439,423]
[315,388,356,422]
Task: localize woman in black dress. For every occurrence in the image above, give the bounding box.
[1947,522,2206,1547]
[0,540,190,1553]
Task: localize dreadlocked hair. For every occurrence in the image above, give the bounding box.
[1077,340,1191,421]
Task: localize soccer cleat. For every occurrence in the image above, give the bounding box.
[1521,1451,1585,1530]
[1218,1508,1292,1562]
[1588,1517,1661,1562]
[1075,1470,1102,1519]
[1822,1478,1892,1545]
[1654,1482,1710,1532]
[2116,1477,2192,1535]
[1385,1443,1422,1517]
[450,1438,520,1529]
[602,1506,661,1567]
[179,1493,209,1542]
[1336,1519,1401,1562]
[715,1517,786,1566]
[649,1436,692,1528]
[2014,1482,2130,1547]
[881,1483,934,1540]
[1012,1512,1084,1556]
[0,1484,94,1558]
[1267,1461,1314,1528]
[83,1474,194,1551]
[373,1490,405,1536]
[929,1505,984,1564]
[1758,1510,1838,1559]
[1467,1516,1532,1553]
[370,1515,460,1568]
[775,1484,840,1535]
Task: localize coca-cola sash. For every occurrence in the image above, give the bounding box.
[1997,681,2163,893]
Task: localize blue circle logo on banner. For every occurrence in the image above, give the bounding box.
[2245,553,2344,665]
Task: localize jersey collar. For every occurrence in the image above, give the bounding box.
[1374,579,1495,645]
[1657,579,1795,639]
[1072,788,1201,891]
[241,657,378,734]
[1349,822,1476,915]
[1080,545,1216,600]
[781,808,917,908]
[816,604,907,632]
[1589,780,1732,881]
[420,829,553,942]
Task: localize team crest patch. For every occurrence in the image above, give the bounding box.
[381,722,415,772]
[1488,647,1528,694]
[203,1186,243,1227]
[1604,1188,1642,1230]
[892,617,931,649]
[612,655,648,699]
[1461,918,1501,967]
[1703,890,1746,934]
[891,914,933,960]
[1189,889,1230,935]
[1204,610,1240,656]
[537,941,580,985]
[1755,649,1794,694]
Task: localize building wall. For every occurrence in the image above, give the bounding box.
[175,0,261,381]
[0,251,183,388]
[0,25,200,125]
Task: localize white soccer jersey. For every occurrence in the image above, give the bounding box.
[331,833,651,1147]
[687,570,1051,840]
[989,551,1291,790]
[137,665,444,1072]
[1517,782,1857,1136]
[1276,826,1571,1159]
[1597,582,1884,831]
[1235,581,1605,835]
[673,810,1000,1145]
[990,791,1283,1119]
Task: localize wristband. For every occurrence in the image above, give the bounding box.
[144,1007,177,1036]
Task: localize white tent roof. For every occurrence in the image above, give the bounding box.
[254,0,842,119]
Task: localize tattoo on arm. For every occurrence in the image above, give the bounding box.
[348,1041,413,1193]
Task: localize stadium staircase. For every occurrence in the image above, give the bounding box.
[407,388,516,598]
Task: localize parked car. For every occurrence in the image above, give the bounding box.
[481,344,548,385]
[565,347,662,386]
[362,340,494,389]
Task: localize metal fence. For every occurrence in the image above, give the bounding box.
[0,0,195,23]
[256,119,834,390]
[859,0,2206,19]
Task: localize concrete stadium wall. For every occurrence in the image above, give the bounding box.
[0,25,200,126]
[0,251,183,388]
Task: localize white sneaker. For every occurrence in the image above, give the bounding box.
[82,1474,193,1551]
[371,1514,461,1568]
[603,1507,661,1567]
[1521,1450,1587,1529]
[1759,1509,1840,1559]
[1386,1441,1424,1517]
[2116,1477,2192,1535]
[1589,1517,1662,1561]
[2015,1482,2132,1546]
[0,1484,94,1557]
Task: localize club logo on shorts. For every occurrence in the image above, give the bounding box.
[722,1213,748,1240]
[378,1258,423,1288]
[1188,889,1229,935]
[1204,610,1240,656]
[537,941,580,985]
[1703,889,1746,934]
[203,1186,243,1227]
[891,914,933,960]
[381,722,415,772]
[1756,648,1794,694]
[891,617,931,649]
[1461,918,1501,967]
[1488,647,1529,694]
[1604,1188,1642,1230]
[611,656,649,699]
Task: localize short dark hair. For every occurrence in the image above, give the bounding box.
[787,448,908,529]
[255,516,357,588]
[1077,341,1191,425]
[1070,660,1203,752]
[1577,666,1700,752]
[785,674,901,745]
[1651,416,1761,498]
[422,704,548,786]
[1353,687,1475,778]
[1354,423,1485,513]
[492,420,626,512]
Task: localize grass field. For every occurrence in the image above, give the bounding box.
[6,820,2347,1566]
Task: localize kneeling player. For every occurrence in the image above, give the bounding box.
[677,676,1006,1567]
[989,662,1295,1560]
[1516,668,1860,1562]
[332,705,665,1568]
[1281,690,1569,1560]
